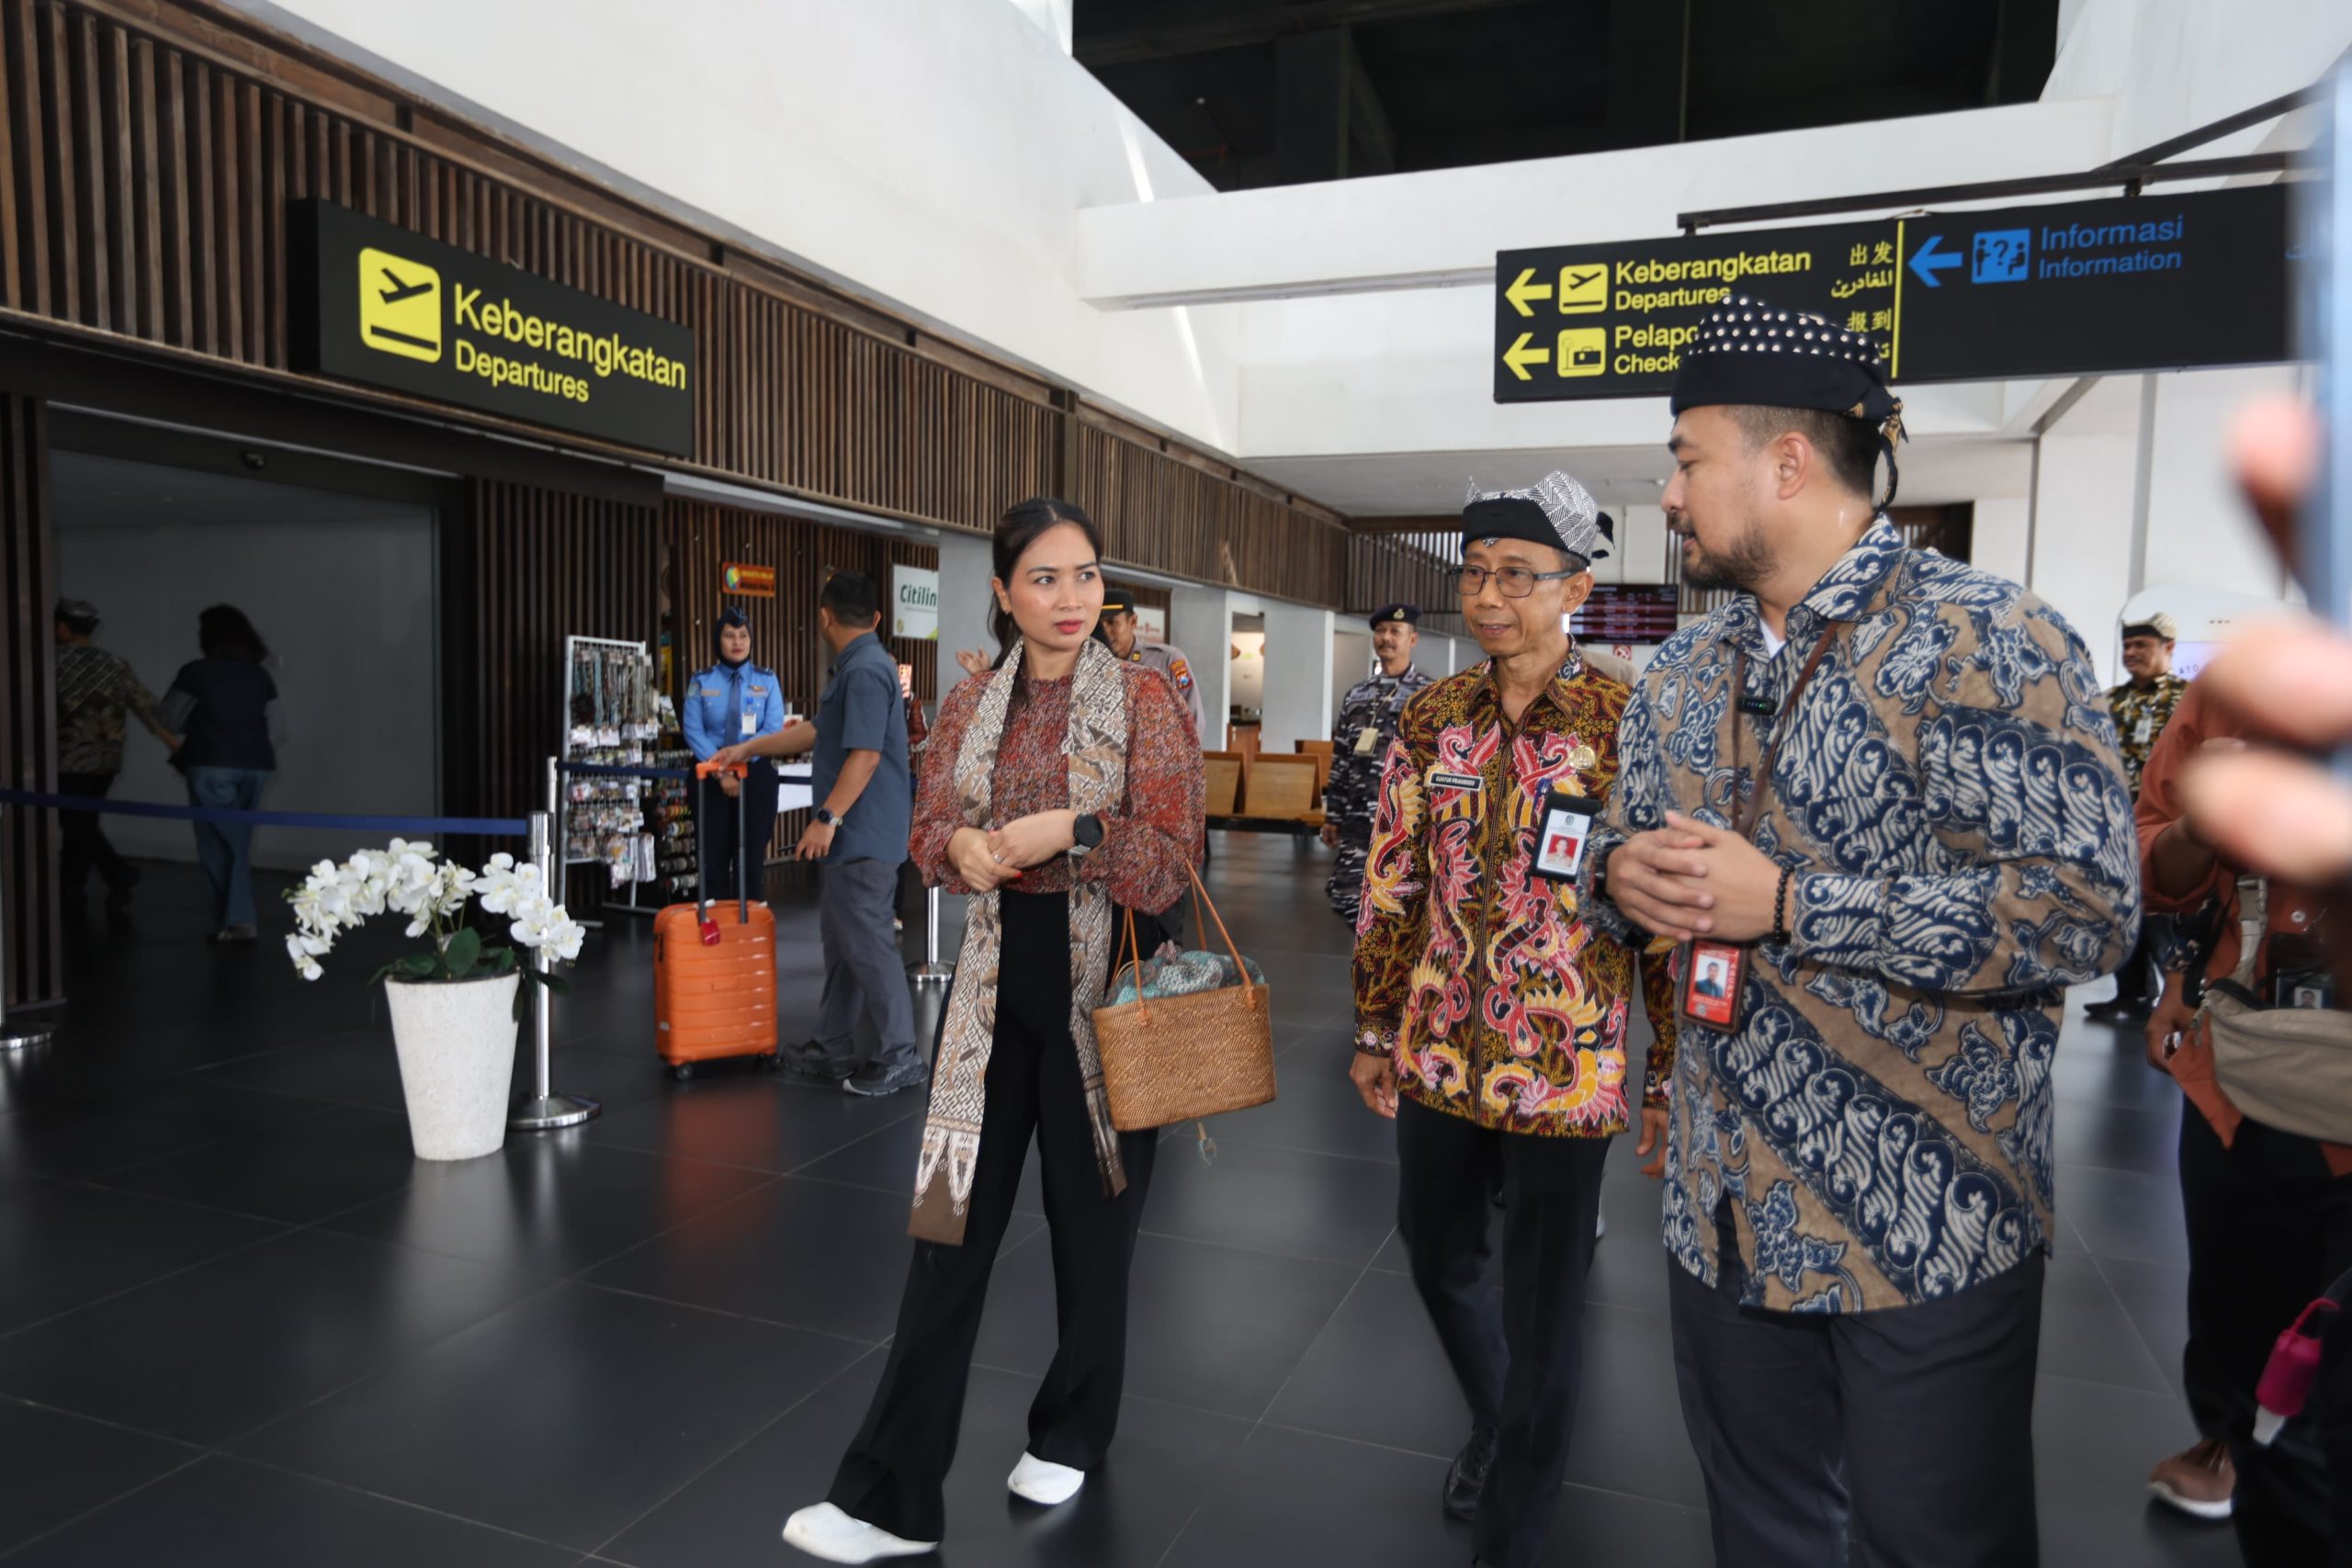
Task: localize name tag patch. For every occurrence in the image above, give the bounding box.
[1429,770,1484,792]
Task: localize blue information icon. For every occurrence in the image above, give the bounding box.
[1972,229,2031,284]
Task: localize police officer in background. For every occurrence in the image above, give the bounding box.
[1098,585,1205,740]
[683,606,786,901]
[1321,603,1432,924]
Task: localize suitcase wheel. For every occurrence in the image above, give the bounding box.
[670,1061,695,1083]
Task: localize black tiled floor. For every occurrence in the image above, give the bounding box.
[234,1283,867,1552]
[0,1397,196,1556]
[0,1455,583,1568]
[322,1135,775,1277]
[0,1179,285,1335]
[0,1228,546,1444]
[0,843,2249,1564]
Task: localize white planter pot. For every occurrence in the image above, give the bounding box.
[384,972,521,1161]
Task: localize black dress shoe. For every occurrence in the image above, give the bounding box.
[1442,1427,1497,1522]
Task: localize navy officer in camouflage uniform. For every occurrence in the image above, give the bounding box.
[1321,603,1433,923]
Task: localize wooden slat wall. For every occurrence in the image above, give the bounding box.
[1074,421,1348,600]
[663,500,940,720]
[0,0,1352,605]
[458,480,662,829]
[1346,530,1455,619]
[1,393,61,1009]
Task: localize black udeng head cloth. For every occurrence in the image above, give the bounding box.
[1670,294,1908,504]
[1461,469,1613,567]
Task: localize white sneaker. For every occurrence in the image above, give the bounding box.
[781,1503,938,1562]
[1006,1451,1086,1506]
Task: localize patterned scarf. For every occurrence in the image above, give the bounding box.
[910,636,1131,1246]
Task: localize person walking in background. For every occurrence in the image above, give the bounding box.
[2086,611,2189,1025]
[53,596,178,913]
[159,605,281,944]
[683,606,786,903]
[1320,602,1431,925]
[715,571,924,1097]
[781,499,1204,1563]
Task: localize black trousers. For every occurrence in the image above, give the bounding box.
[2110,912,2177,1007]
[2180,1108,2352,1565]
[1395,1097,1608,1568]
[58,772,132,895]
[1668,1210,2044,1568]
[827,891,1159,1542]
[696,767,778,903]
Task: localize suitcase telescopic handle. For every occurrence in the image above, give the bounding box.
[694,758,753,925]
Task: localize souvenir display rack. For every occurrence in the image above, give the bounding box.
[561,636,658,894]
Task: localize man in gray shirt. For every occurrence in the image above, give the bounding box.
[717,570,924,1096]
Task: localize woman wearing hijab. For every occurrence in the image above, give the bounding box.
[682,605,786,901]
[782,498,1205,1562]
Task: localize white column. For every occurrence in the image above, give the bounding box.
[934,532,993,703]
[1331,629,1372,719]
[1973,498,2031,588]
[1169,585,1231,748]
[2029,416,2142,687]
[1613,503,1672,583]
[2139,366,2301,605]
[1261,602,1337,754]
[2026,365,2302,687]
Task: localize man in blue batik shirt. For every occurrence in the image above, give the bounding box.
[1582,296,2137,1568]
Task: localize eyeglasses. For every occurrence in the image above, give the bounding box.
[1453,564,1580,599]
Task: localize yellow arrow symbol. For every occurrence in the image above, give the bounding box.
[1503,333,1549,381]
[1505,266,1552,318]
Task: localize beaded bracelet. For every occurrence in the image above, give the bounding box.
[1771,865,1794,946]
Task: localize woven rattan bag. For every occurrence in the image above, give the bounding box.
[1092,864,1277,1132]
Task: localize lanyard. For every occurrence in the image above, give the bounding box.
[1727,624,1842,840]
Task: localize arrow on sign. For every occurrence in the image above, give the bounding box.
[1505,267,1552,317]
[1909,233,1962,288]
[1502,333,1550,381]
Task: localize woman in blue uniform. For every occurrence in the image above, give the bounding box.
[684,606,786,900]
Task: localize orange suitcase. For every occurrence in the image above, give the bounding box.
[654,761,779,1080]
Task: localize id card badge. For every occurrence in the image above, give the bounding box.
[741,707,757,738]
[1530,787,1600,884]
[1353,726,1381,755]
[1677,938,1748,1032]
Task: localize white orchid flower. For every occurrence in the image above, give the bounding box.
[284,932,324,981]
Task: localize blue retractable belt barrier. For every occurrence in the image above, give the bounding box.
[0,787,528,836]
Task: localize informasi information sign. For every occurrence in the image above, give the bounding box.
[1494,185,2289,402]
[292,201,696,456]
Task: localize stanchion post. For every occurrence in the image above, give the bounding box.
[910,884,954,986]
[0,806,56,1052]
[509,808,599,1132]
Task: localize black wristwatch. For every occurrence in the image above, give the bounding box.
[814,807,842,828]
[1069,812,1105,861]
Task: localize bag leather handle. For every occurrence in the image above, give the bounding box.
[1111,861,1260,1021]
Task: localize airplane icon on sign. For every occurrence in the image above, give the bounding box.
[377,266,434,306]
[356,245,444,362]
